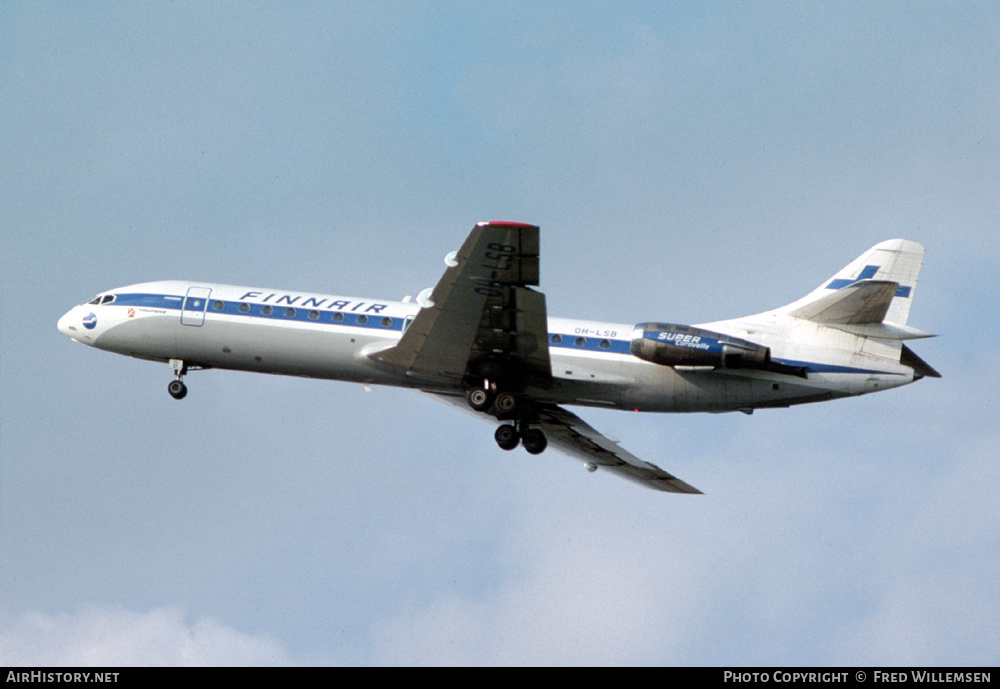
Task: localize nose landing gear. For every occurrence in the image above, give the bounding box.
[168,359,188,400]
[168,379,188,400]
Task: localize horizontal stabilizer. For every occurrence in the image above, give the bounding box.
[789,279,899,325]
[778,239,925,326]
[827,322,936,340]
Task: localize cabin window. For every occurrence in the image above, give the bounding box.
[575,337,587,347]
[284,308,296,318]
[357,315,368,325]
[380,317,393,327]
[308,310,320,320]
[333,312,344,322]
[261,305,273,316]
[238,303,250,313]
[599,339,611,349]
[212,301,224,311]
[550,334,562,344]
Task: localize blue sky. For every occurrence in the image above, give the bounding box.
[1,1,998,665]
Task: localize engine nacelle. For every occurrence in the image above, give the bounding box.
[630,323,771,369]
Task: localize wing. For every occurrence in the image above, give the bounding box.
[381,222,700,494]
[536,405,702,493]
[428,392,702,494]
[373,222,551,386]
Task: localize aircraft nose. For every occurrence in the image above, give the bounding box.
[57,309,76,337]
[57,307,88,342]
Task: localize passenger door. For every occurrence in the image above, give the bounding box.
[181,286,212,326]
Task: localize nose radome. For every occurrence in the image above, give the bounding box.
[57,310,75,336]
[58,308,86,341]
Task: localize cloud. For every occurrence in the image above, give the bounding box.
[0,607,294,667]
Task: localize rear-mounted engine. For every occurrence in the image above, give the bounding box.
[630,323,806,377]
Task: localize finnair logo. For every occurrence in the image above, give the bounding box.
[826,265,911,298]
[83,313,97,329]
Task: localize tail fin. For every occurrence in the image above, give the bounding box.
[779,239,928,334]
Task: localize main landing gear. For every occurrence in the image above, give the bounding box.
[494,423,548,454]
[167,359,188,400]
[466,385,548,455]
[465,387,517,417]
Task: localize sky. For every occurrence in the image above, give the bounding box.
[1,1,998,666]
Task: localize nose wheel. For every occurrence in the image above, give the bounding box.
[168,379,188,400]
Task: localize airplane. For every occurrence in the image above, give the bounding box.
[57,222,939,493]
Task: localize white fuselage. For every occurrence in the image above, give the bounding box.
[57,280,916,414]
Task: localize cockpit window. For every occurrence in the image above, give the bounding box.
[87,294,116,305]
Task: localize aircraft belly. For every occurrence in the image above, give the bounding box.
[546,352,840,412]
[621,365,729,412]
[618,362,848,412]
[94,315,406,385]
[547,350,630,406]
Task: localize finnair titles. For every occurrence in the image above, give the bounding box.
[237,292,389,313]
